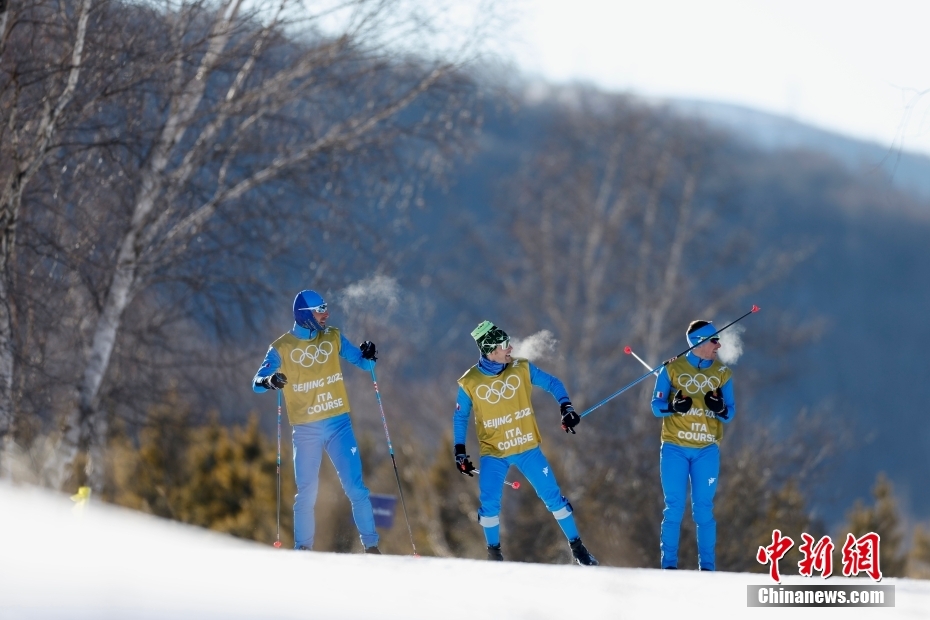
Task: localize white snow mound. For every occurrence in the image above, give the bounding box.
[1,482,928,619]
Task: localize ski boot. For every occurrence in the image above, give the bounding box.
[569,538,598,566]
[487,543,504,561]
[364,546,382,555]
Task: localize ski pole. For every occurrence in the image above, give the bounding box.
[370,366,419,557]
[472,469,521,490]
[273,389,282,548]
[624,346,658,375]
[580,305,760,418]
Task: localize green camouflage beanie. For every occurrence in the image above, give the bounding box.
[471,320,510,355]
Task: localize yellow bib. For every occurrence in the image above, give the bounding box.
[661,356,733,448]
[458,359,539,458]
[273,328,351,426]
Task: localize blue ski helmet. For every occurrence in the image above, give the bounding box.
[294,290,326,331]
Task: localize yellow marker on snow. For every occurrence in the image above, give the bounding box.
[71,486,91,517]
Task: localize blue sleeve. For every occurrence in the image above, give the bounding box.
[252,346,282,393]
[339,333,375,372]
[651,366,674,417]
[454,387,473,446]
[719,379,736,424]
[528,363,570,405]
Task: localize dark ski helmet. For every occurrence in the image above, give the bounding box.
[471,320,510,356]
[294,290,326,331]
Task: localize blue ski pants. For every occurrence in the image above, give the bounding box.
[292,413,378,550]
[477,447,578,545]
[660,442,720,570]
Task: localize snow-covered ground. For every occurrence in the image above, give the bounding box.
[2,482,928,619]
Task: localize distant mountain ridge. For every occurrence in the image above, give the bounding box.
[665,99,930,200]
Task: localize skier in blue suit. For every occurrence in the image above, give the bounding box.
[253,290,381,553]
[651,320,736,571]
[453,320,597,565]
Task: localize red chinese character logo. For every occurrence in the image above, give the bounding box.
[757,529,795,583]
[841,532,882,581]
[798,533,834,578]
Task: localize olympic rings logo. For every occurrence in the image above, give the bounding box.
[475,375,521,404]
[677,373,720,395]
[290,342,334,367]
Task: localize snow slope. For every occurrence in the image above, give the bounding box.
[1,483,928,620]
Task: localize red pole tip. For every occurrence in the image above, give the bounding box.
[623,346,632,354]
[511,481,520,490]
[273,541,282,548]
[751,305,761,312]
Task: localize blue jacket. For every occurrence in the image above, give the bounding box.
[252,323,374,392]
[650,351,736,421]
[453,357,570,445]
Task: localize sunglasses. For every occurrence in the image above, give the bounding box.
[485,338,510,352]
[300,303,327,314]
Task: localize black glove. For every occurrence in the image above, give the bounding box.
[670,390,692,414]
[359,340,378,361]
[454,443,475,477]
[560,401,580,434]
[258,371,288,390]
[704,389,728,419]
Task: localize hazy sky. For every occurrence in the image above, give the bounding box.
[506,0,930,156]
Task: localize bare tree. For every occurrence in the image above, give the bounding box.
[14,0,489,490]
[491,88,809,418]
[0,0,94,464]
